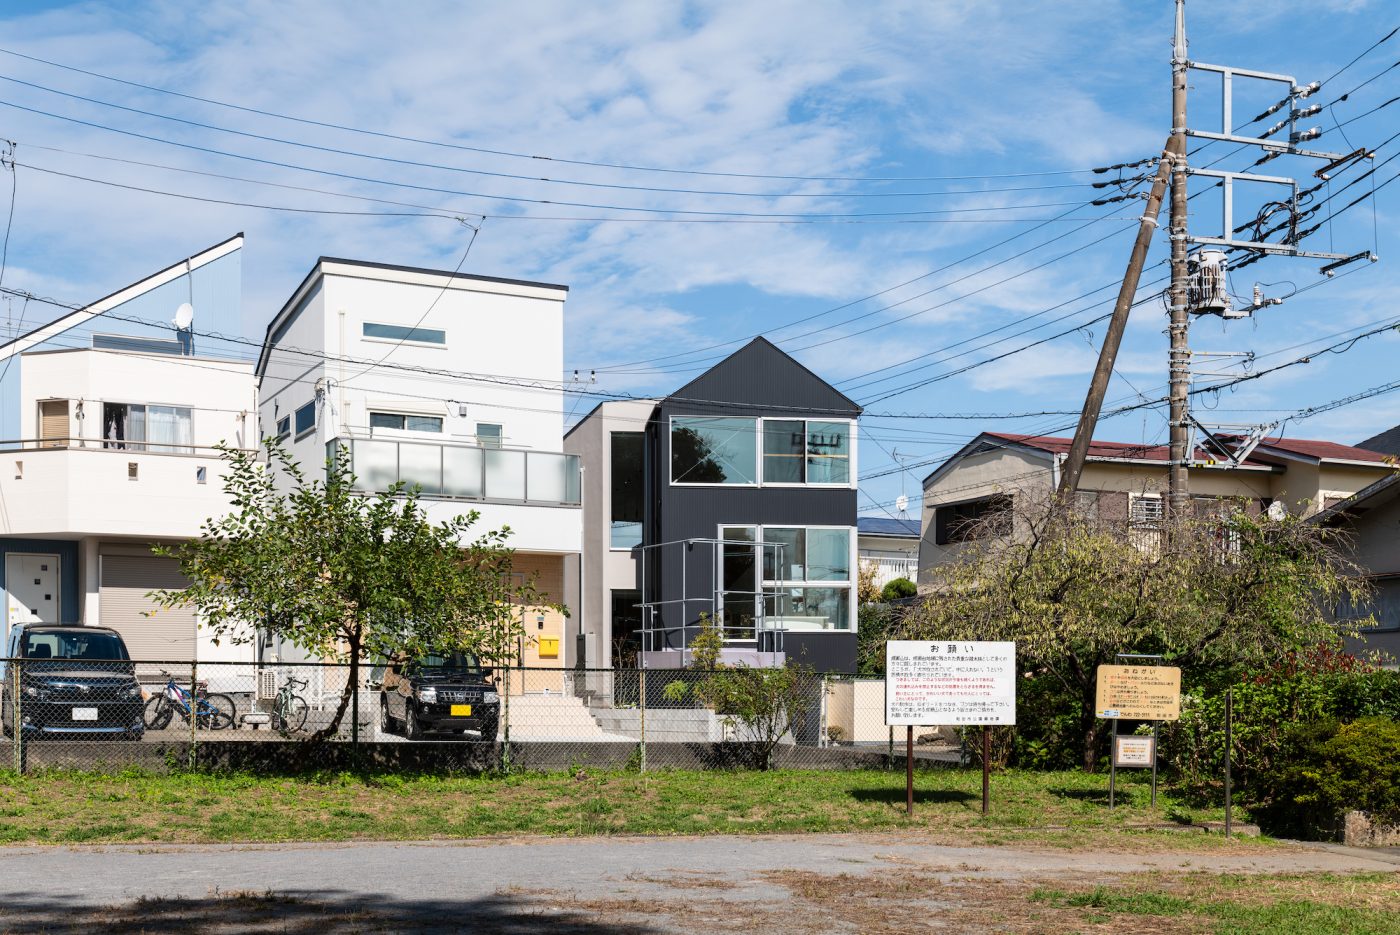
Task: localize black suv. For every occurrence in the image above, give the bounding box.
[378,651,499,741]
[0,624,145,740]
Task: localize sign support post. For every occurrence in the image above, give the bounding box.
[905,725,914,817]
[981,727,990,816]
[1109,717,1118,808]
[885,640,1016,819]
[1097,655,1181,811]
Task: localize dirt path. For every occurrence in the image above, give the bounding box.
[0,833,1395,933]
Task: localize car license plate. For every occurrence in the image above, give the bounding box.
[72,707,98,721]
[450,704,471,716]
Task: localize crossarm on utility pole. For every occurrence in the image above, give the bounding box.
[1056,137,1179,497]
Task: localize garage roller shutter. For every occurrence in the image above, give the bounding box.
[99,554,197,666]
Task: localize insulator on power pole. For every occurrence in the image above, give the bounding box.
[1295,80,1321,99]
[1290,127,1322,144]
[1188,250,1232,317]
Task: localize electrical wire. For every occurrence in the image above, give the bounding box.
[0,45,1136,185]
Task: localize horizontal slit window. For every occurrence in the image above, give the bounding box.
[362,322,446,345]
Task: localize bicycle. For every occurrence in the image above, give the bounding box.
[272,675,310,734]
[143,670,236,731]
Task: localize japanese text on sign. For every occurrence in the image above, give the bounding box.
[885,640,1016,726]
[1095,665,1182,721]
[1113,735,1157,768]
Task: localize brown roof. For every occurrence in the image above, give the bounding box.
[984,431,1389,467]
[1252,437,1394,463]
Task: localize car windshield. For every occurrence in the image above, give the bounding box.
[24,630,130,661]
[415,651,482,673]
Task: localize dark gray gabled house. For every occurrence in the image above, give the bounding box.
[566,338,861,673]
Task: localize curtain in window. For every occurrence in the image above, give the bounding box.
[146,406,192,453]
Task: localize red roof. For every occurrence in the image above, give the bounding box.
[1251,438,1394,463]
[985,432,1393,466]
[986,433,1175,462]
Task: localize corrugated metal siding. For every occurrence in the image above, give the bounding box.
[99,554,196,664]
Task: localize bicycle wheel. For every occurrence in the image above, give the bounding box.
[144,695,173,730]
[280,695,309,733]
[197,693,237,730]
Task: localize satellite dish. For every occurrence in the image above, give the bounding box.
[172,302,194,330]
[895,494,909,514]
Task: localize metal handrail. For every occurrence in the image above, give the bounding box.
[0,437,255,456]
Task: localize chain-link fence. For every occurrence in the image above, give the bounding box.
[1,659,960,774]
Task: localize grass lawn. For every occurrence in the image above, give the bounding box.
[0,765,1262,847]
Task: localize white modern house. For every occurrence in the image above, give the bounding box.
[254,257,583,671]
[856,517,919,590]
[0,235,258,663]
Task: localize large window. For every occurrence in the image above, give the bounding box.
[762,419,851,485]
[934,495,1012,545]
[610,432,644,549]
[676,416,851,486]
[720,525,853,635]
[370,412,443,433]
[671,417,758,485]
[362,322,446,345]
[102,402,192,453]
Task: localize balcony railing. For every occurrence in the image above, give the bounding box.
[329,436,581,507]
[0,437,249,457]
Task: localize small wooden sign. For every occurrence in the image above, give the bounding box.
[1095,664,1181,721]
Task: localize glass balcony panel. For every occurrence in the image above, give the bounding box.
[398,442,442,494]
[484,448,526,501]
[528,452,580,504]
[442,445,484,498]
[353,439,399,491]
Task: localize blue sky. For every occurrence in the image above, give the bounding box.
[0,0,1396,521]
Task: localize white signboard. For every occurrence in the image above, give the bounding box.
[884,640,1017,727]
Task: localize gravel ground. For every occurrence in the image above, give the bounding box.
[0,833,1396,933]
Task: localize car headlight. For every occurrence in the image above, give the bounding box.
[22,685,40,699]
[417,687,437,704]
[123,685,142,700]
[482,691,499,704]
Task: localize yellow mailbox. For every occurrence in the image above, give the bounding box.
[538,637,560,659]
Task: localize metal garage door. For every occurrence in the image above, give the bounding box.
[99,554,197,665]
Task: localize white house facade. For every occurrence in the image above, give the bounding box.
[254,258,582,669]
[0,235,257,664]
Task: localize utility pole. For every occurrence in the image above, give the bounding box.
[1057,141,1176,498]
[1167,0,1191,515]
[1062,0,1376,505]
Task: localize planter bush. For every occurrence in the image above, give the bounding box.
[1251,717,1400,840]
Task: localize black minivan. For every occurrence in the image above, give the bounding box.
[378,651,500,741]
[0,624,145,740]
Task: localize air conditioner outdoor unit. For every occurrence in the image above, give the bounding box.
[256,669,278,701]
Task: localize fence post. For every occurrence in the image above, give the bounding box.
[638,667,647,773]
[12,658,22,774]
[501,665,512,773]
[189,659,198,771]
[351,662,360,762]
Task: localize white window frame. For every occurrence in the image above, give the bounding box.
[717,523,857,640]
[360,321,447,348]
[758,417,856,489]
[99,399,195,454]
[669,416,760,488]
[368,411,444,434]
[667,415,857,489]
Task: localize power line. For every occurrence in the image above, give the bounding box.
[0,71,1118,201]
[0,45,1137,185]
[0,100,1112,220]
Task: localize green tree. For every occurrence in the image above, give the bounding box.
[151,443,550,739]
[897,496,1371,771]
